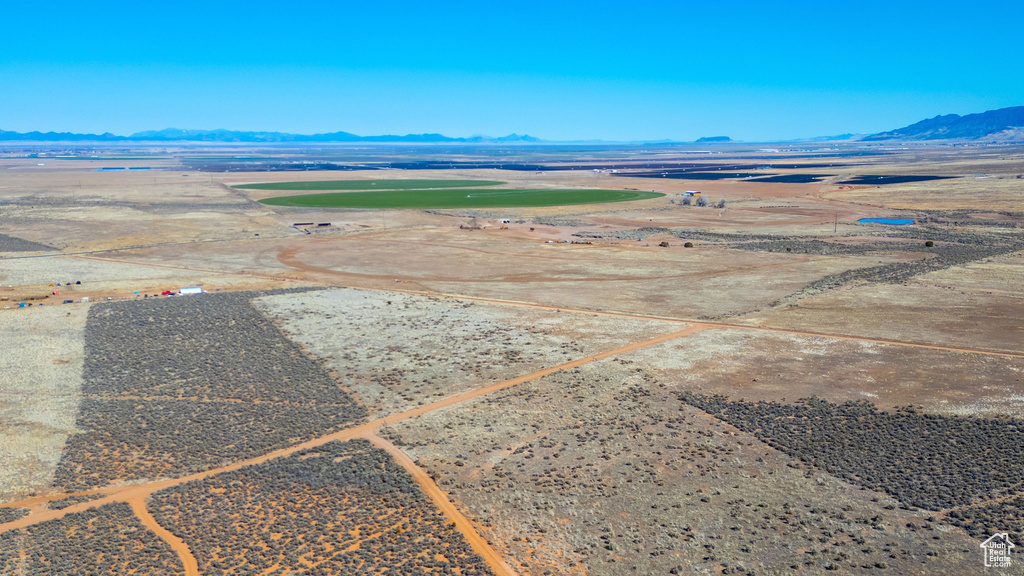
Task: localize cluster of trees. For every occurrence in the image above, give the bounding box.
[54,292,367,491]
[679,393,1024,511]
[150,440,493,576]
[672,195,726,208]
[0,503,185,575]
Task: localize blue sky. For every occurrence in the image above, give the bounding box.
[2,1,1021,141]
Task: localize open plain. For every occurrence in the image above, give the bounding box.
[1,142,1023,575]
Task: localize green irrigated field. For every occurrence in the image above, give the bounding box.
[235,179,504,191]
[258,188,663,208]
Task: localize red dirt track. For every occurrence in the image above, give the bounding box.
[0,326,705,576]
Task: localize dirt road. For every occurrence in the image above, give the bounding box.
[129,496,200,576]
[275,241,1023,357]
[276,237,805,284]
[35,242,1021,359]
[0,325,705,575]
[366,433,519,576]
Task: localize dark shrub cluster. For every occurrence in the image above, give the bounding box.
[733,240,894,255]
[798,245,1017,292]
[947,495,1024,546]
[46,494,102,510]
[578,225,1024,250]
[77,291,345,403]
[884,227,1024,247]
[151,439,494,576]
[0,502,185,575]
[0,233,55,252]
[54,292,366,491]
[0,508,29,524]
[575,227,777,243]
[679,393,1024,511]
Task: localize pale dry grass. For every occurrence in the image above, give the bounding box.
[620,329,1024,417]
[0,304,89,501]
[746,250,1024,353]
[823,176,1024,211]
[253,288,676,417]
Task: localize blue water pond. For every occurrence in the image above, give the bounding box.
[858,218,914,225]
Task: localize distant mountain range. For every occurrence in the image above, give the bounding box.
[0,128,542,144]
[3,105,1022,143]
[799,133,866,142]
[864,106,1024,141]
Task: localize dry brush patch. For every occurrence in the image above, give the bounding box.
[53,291,366,491]
[771,243,1022,306]
[282,227,915,320]
[578,226,1024,308]
[383,360,977,575]
[254,287,676,417]
[823,176,1024,211]
[150,439,494,576]
[616,328,1024,417]
[743,245,1024,353]
[1,255,173,292]
[748,277,1024,354]
[0,304,88,501]
[0,502,185,575]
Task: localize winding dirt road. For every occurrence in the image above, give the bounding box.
[129,496,200,576]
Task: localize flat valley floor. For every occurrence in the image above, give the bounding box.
[1,144,1023,575]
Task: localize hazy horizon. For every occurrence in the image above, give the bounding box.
[3,1,1022,141]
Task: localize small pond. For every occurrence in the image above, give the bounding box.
[858,218,914,225]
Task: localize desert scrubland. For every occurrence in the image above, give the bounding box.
[1,143,1022,575]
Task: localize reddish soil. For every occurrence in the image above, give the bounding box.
[366,433,519,576]
[128,496,199,576]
